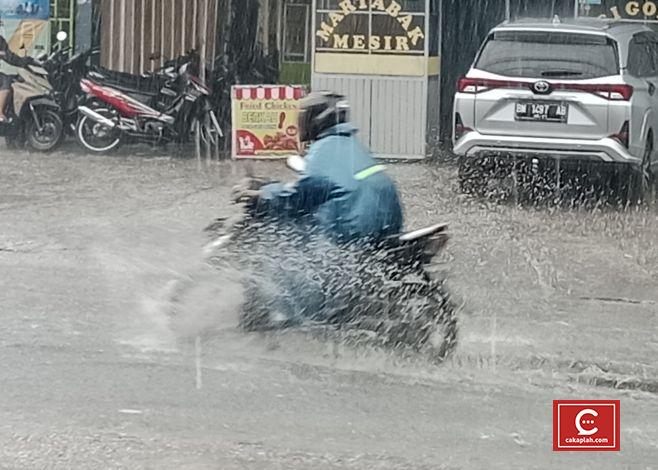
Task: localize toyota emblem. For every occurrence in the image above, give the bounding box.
[532,80,552,94]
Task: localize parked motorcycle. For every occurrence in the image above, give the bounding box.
[87,50,201,114]
[189,157,458,362]
[75,51,221,154]
[0,56,63,152]
[43,45,98,137]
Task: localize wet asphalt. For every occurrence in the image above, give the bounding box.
[0,147,656,469]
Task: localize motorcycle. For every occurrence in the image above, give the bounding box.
[74,51,222,154]
[86,50,201,114]
[191,157,458,362]
[0,54,63,152]
[43,45,98,137]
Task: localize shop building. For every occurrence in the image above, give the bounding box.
[54,0,587,158]
[96,0,223,74]
[312,0,439,159]
[83,0,658,158]
[261,0,439,158]
[263,0,578,158]
[13,0,647,158]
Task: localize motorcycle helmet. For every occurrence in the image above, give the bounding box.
[298,91,350,143]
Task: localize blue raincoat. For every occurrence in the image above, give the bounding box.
[251,123,404,324]
[257,123,404,241]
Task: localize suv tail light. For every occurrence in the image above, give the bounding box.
[610,121,630,148]
[454,113,472,141]
[456,76,633,101]
[457,77,526,94]
[558,83,633,101]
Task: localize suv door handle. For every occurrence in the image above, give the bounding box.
[648,81,656,95]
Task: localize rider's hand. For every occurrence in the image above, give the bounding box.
[231,178,262,203]
[233,189,261,204]
[231,177,253,195]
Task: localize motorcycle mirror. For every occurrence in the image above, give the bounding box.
[28,65,48,76]
[56,31,68,42]
[286,155,306,173]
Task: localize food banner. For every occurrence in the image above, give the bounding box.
[231,85,307,159]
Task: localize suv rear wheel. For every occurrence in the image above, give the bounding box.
[629,135,656,205]
[458,157,486,196]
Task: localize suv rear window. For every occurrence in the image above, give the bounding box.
[475,31,619,79]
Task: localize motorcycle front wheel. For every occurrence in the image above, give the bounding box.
[76,108,122,154]
[25,108,64,152]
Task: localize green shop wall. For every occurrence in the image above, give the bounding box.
[280,62,311,85]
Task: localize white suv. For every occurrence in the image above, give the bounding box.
[453,18,657,200]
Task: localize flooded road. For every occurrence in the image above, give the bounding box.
[0,148,656,469]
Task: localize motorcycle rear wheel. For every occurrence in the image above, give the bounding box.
[342,280,458,362]
[25,108,64,152]
[76,108,122,154]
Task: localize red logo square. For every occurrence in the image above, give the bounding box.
[553,400,620,451]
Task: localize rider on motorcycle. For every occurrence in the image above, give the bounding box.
[0,27,39,122]
[232,92,404,325]
[235,91,404,242]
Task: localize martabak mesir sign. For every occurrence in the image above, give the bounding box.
[315,0,426,54]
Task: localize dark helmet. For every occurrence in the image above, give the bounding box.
[298,91,350,143]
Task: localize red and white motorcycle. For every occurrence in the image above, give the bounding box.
[75,58,221,153]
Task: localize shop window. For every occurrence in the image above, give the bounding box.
[49,0,75,52]
[283,2,311,63]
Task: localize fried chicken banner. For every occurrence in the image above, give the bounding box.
[232,85,307,159]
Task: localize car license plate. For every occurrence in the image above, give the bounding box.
[515,101,568,123]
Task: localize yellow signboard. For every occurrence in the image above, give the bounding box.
[315,0,426,54]
[582,0,658,20]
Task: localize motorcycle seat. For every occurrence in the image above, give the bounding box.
[89,67,169,95]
